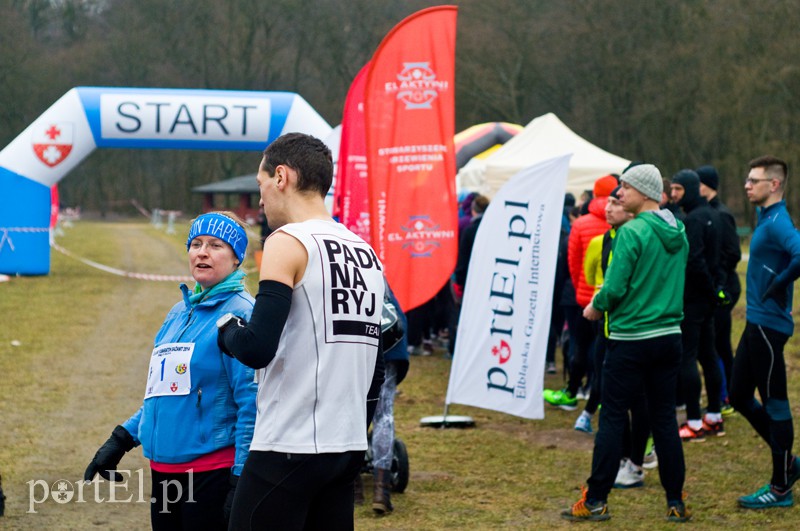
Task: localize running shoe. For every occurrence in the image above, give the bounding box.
[666,500,691,522]
[422,339,435,355]
[702,418,726,437]
[408,345,431,357]
[546,361,557,375]
[643,448,658,470]
[543,388,578,411]
[678,422,705,442]
[721,402,736,417]
[574,414,593,434]
[738,484,793,509]
[614,460,644,489]
[576,385,591,400]
[561,487,610,521]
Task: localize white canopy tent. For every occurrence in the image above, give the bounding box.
[457,113,630,197]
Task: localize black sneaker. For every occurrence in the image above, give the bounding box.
[666,500,691,522]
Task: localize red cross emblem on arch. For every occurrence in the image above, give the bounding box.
[32,122,74,168]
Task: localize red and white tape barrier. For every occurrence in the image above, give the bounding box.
[52,241,194,282]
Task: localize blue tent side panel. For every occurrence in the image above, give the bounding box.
[0,167,51,275]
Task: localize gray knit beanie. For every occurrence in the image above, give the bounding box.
[620,164,663,202]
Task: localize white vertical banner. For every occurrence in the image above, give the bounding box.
[446,155,570,419]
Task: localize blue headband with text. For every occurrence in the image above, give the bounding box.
[186,213,247,264]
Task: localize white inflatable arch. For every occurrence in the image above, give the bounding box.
[0,87,332,275]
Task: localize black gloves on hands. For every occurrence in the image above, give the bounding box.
[223,473,239,523]
[84,425,136,482]
[715,288,732,306]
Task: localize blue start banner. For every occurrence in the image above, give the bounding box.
[0,87,331,275]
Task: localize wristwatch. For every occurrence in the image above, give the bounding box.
[216,312,238,329]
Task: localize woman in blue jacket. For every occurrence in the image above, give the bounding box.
[85,211,257,530]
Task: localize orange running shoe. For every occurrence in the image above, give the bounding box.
[561,487,610,521]
[678,422,706,442]
[702,418,726,437]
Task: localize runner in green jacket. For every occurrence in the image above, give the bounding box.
[592,209,687,341]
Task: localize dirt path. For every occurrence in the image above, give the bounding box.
[1,223,187,530]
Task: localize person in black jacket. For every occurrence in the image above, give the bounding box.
[546,221,570,375]
[450,194,489,356]
[670,169,725,441]
[696,165,742,414]
[452,194,489,290]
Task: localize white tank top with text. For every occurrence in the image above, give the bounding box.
[251,219,385,453]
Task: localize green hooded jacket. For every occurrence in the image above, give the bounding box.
[592,209,688,340]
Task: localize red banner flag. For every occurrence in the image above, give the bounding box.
[364,5,459,311]
[334,62,372,242]
[50,185,59,229]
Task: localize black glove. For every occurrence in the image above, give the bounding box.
[762,281,789,309]
[715,288,732,306]
[84,426,136,482]
[217,314,246,357]
[223,473,238,523]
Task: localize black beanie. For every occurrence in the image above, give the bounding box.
[672,169,701,207]
[695,165,719,191]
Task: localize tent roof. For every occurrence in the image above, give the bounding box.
[457,113,630,197]
[192,174,258,194]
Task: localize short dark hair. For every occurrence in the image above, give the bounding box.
[261,133,333,197]
[472,194,490,214]
[749,155,788,182]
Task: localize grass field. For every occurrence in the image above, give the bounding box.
[1,220,800,530]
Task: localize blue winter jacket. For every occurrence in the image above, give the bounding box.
[746,201,800,336]
[122,287,256,476]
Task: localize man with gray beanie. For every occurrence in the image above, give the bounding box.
[697,165,741,416]
[670,169,724,442]
[562,164,690,522]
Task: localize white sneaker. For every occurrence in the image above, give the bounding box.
[642,449,658,470]
[613,459,644,489]
[574,414,593,434]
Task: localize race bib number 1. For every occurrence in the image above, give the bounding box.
[145,342,194,399]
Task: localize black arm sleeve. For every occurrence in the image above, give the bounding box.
[366,333,385,429]
[220,280,293,370]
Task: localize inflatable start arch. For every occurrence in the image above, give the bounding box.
[0,87,332,275]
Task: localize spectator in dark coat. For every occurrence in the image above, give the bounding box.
[697,165,741,412]
[670,169,725,441]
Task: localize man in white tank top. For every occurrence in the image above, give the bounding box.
[219,133,385,530]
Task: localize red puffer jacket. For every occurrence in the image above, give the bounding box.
[568,197,610,308]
